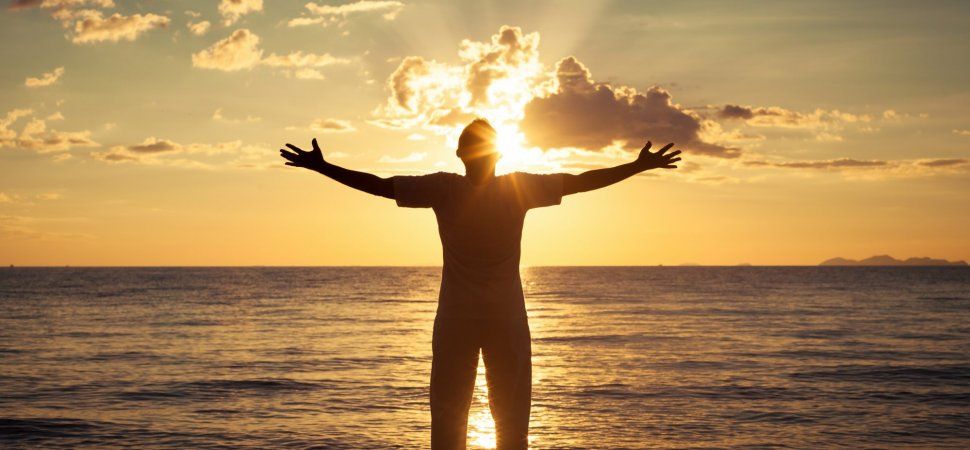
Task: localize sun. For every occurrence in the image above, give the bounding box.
[494,122,555,174]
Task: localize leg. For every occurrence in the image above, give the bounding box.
[481,317,532,450]
[431,317,481,450]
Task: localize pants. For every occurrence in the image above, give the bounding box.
[430,315,532,450]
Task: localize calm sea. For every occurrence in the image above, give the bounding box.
[1,267,968,449]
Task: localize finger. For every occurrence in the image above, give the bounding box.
[285,143,305,153]
[312,138,320,151]
[642,141,652,152]
[668,157,682,163]
[662,164,678,169]
[657,143,674,155]
[667,149,682,158]
[284,162,295,166]
[280,150,299,160]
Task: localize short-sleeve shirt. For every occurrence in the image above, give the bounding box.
[391,171,564,318]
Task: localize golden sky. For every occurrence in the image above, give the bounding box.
[1,0,968,266]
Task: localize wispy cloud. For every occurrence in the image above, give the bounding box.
[25,67,65,88]
[213,108,261,124]
[287,118,356,133]
[91,137,267,169]
[288,0,404,27]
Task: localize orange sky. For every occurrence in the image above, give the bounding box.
[1,0,968,265]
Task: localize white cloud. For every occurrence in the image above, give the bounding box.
[288,0,404,27]
[71,11,170,44]
[219,0,263,25]
[193,29,352,78]
[0,108,99,153]
[192,29,263,71]
[25,67,65,88]
[187,20,211,36]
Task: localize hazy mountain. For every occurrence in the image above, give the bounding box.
[819,255,967,266]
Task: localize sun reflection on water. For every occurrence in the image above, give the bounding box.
[467,353,497,448]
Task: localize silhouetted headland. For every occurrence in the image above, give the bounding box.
[820,255,967,266]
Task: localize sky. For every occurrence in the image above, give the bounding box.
[0,0,968,266]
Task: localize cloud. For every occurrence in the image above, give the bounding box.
[219,0,262,26]
[953,129,970,137]
[260,51,352,79]
[521,57,738,158]
[376,26,737,161]
[288,0,404,27]
[25,67,65,88]
[9,1,168,45]
[379,26,547,133]
[716,104,871,130]
[127,137,180,154]
[743,157,969,180]
[187,20,211,36]
[918,158,967,167]
[9,0,113,12]
[193,30,352,77]
[0,108,99,153]
[213,108,261,124]
[286,118,356,133]
[378,152,426,163]
[745,158,888,169]
[72,11,170,44]
[192,29,263,71]
[91,138,265,169]
[310,119,356,133]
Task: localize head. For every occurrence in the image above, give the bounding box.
[455,119,499,177]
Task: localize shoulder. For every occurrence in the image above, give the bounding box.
[506,171,564,182]
[393,171,460,182]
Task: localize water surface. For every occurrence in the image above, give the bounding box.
[1,267,968,448]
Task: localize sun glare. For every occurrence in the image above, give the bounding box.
[468,354,497,448]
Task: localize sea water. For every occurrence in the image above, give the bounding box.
[1,267,968,448]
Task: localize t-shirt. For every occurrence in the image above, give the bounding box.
[391,171,564,318]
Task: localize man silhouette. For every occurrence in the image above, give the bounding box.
[280,119,680,449]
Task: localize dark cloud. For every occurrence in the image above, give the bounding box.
[521,57,739,158]
[718,104,755,120]
[918,158,967,167]
[8,0,41,10]
[128,138,179,153]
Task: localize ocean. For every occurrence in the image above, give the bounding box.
[1,267,968,449]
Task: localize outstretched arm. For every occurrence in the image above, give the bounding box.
[562,141,681,195]
[280,138,394,199]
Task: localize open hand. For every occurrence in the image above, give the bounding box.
[280,138,326,170]
[635,141,681,170]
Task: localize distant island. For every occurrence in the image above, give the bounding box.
[820,255,967,266]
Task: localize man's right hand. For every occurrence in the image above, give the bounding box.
[280,138,326,171]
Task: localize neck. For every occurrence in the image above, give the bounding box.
[464,166,495,185]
